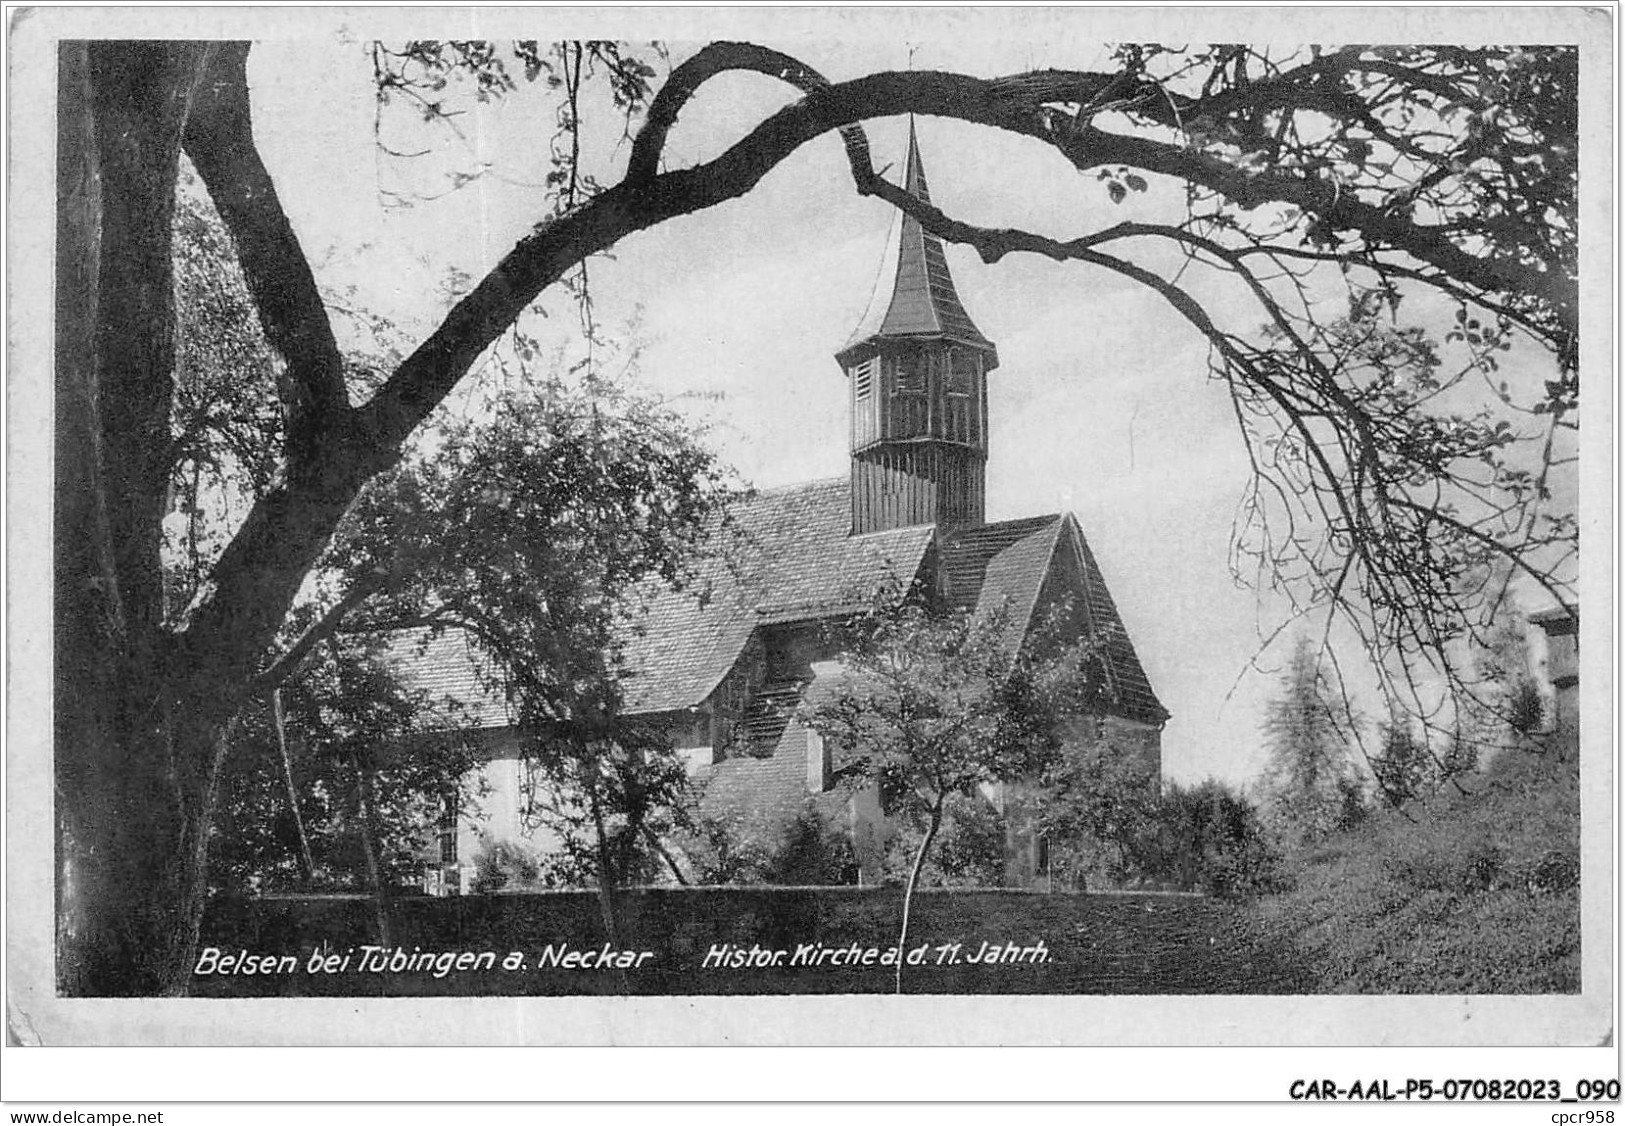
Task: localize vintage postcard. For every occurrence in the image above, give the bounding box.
[4,3,1615,1096]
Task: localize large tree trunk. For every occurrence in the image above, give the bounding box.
[54,40,232,997]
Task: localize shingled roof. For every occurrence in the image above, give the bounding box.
[383,482,1165,728]
[1060,518,1169,725]
[941,514,1062,645]
[697,661,851,829]
[382,627,516,730]
[841,121,997,359]
[378,480,936,721]
[616,478,937,714]
[940,513,1169,726]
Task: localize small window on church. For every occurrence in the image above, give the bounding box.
[853,358,875,401]
[947,349,976,396]
[892,353,926,396]
[437,793,459,864]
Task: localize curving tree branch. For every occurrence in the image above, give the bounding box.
[182,43,350,467]
[628,41,870,184]
[180,41,1578,768]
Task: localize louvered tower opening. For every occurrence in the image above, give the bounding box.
[836,121,1000,537]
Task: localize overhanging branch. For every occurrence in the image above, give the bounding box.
[629,41,870,184]
[180,46,1577,726]
[252,573,389,692]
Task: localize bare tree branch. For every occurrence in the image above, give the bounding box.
[628,40,870,183]
[251,573,390,693]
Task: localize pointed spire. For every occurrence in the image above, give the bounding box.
[841,121,997,360]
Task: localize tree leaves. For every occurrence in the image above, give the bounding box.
[805,599,1104,819]
[1095,165,1148,206]
[317,350,743,888]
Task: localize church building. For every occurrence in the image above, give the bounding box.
[398,126,1167,891]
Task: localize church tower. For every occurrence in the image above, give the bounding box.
[836,122,999,536]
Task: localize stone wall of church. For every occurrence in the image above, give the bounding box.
[1101,714,1164,781]
[424,729,566,896]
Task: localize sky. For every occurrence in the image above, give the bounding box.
[238,31,1571,789]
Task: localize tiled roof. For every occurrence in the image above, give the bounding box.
[697,710,813,827]
[615,583,758,717]
[378,480,935,721]
[843,122,996,357]
[1062,519,1170,726]
[381,484,1166,729]
[381,627,516,730]
[941,513,1169,726]
[617,479,938,714]
[941,514,1062,651]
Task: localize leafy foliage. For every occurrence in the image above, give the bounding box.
[1142,781,1284,898]
[1038,729,1164,888]
[164,167,285,615]
[678,808,778,887]
[1369,719,1434,808]
[173,178,477,897]
[1463,607,1548,742]
[805,598,1102,988]
[210,636,478,894]
[809,601,1101,824]
[470,838,543,893]
[678,801,857,887]
[517,732,691,891]
[175,161,740,899]
[1039,736,1279,897]
[761,805,861,886]
[881,793,1009,889]
[321,357,740,894]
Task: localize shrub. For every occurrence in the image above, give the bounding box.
[680,801,856,886]
[883,792,1008,887]
[1142,780,1283,898]
[1389,833,1504,893]
[469,838,541,893]
[1038,735,1280,897]
[1257,639,1368,844]
[762,805,859,885]
[1036,734,1162,888]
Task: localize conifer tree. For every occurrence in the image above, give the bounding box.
[1258,639,1367,843]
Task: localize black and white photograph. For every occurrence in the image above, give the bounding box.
[3,1,1615,1099]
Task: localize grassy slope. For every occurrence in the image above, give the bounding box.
[1246,747,1581,993]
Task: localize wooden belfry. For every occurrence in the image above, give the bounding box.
[835,122,1000,536]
